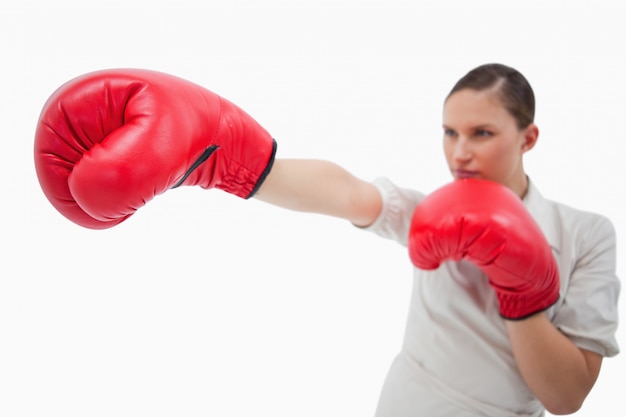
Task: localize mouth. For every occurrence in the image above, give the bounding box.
[453,170,479,179]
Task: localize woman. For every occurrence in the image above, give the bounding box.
[34,63,620,416]
[254,63,620,416]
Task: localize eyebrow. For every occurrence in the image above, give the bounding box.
[442,124,496,130]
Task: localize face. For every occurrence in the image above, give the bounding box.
[442,88,538,198]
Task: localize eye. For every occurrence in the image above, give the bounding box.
[443,128,457,138]
[475,129,493,137]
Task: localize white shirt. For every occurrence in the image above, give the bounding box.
[364,177,620,417]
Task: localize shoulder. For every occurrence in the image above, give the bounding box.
[524,181,616,253]
[549,197,616,252]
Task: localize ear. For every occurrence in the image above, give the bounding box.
[520,123,539,153]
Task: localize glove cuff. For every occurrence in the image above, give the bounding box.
[496,288,560,320]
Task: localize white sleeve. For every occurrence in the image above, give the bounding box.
[552,214,621,357]
[358,177,424,247]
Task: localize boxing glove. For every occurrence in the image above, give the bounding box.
[34,68,277,229]
[408,179,559,320]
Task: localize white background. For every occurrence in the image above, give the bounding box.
[1,1,624,416]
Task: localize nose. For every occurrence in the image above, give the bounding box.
[452,136,472,162]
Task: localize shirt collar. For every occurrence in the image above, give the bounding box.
[522,178,560,251]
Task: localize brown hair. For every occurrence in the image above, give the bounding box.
[446,63,535,129]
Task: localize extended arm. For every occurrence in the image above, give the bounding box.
[255,158,382,227]
[34,70,381,230]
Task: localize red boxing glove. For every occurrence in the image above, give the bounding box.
[34,69,276,229]
[408,179,559,320]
